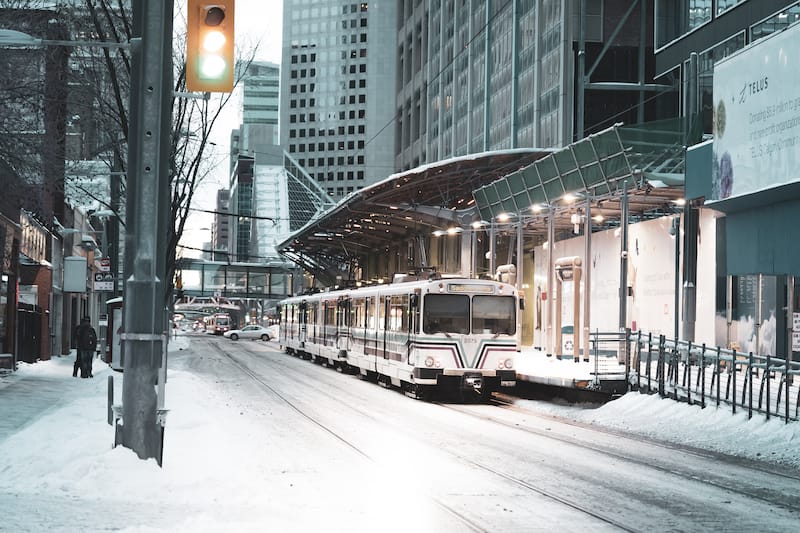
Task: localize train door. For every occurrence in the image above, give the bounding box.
[337,296,349,353]
[365,296,377,368]
[323,298,337,352]
[380,295,389,361]
[408,292,420,361]
[299,301,308,346]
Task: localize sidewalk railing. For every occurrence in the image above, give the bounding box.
[584,330,630,389]
[629,332,800,423]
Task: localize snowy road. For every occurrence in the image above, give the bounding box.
[187,336,800,532]
[2,335,798,532]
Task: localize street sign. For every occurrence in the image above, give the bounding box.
[94,271,115,292]
[96,258,111,272]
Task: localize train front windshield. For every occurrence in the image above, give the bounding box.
[472,295,516,335]
[422,294,516,335]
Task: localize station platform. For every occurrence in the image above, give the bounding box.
[514,347,629,396]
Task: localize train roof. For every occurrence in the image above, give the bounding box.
[280,276,519,303]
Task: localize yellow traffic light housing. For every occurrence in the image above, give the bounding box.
[186,0,235,92]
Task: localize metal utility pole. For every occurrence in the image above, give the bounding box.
[619,179,629,331]
[682,52,699,342]
[120,0,174,465]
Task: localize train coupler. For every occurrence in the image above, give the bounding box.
[462,373,483,391]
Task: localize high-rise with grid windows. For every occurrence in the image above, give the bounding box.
[280,1,398,202]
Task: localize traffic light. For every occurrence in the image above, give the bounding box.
[186,1,235,92]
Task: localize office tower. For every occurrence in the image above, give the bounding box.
[397,1,676,170]
[280,1,398,201]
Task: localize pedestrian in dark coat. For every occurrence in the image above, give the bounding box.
[75,317,98,378]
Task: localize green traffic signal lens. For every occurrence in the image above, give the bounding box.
[200,55,226,79]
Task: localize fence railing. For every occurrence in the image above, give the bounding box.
[629,331,800,423]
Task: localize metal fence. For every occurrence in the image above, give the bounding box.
[629,331,800,423]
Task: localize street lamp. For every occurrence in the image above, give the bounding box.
[0,29,130,49]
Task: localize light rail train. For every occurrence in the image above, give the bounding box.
[278,274,521,400]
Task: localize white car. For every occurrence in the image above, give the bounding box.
[223,325,273,341]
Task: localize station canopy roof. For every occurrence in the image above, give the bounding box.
[277,121,688,286]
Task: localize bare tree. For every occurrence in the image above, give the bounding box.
[1,0,257,301]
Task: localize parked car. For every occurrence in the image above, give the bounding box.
[223,324,273,341]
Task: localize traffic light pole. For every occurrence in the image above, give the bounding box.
[120,0,174,465]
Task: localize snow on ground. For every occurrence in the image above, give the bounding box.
[513,348,800,470]
[0,335,798,532]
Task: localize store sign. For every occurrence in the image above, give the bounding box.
[712,22,800,201]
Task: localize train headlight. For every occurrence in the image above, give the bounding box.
[425,356,435,367]
[504,358,514,369]
[435,358,442,368]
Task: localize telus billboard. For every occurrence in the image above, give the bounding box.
[712,22,800,201]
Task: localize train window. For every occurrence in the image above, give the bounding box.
[324,301,336,326]
[409,294,420,332]
[366,296,375,329]
[388,295,408,332]
[351,298,363,329]
[379,296,387,330]
[472,295,516,335]
[309,303,317,332]
[423,294,469,334]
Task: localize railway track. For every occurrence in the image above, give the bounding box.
[209,337,800,528]
[207,338,648,531]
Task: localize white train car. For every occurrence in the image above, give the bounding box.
[279,275,521,400]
